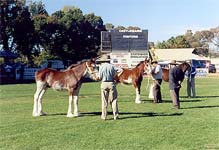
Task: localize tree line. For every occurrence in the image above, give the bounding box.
[1,0,219,67]
[154,28,219,57]
[1,0,105,66]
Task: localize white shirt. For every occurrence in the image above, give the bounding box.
[149,64,162,80]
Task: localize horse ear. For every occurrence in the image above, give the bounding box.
[90,57,96,63]
[144,58,149,63]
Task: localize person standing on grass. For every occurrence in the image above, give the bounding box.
[169,60,182,109]
[186,62,197,98]
[148,60,163,103]
[98,56,119,120]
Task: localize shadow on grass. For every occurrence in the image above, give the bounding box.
[180,95,219,98]
[46,111,183,120]
[164,99,203,103]
[46,113,66,116]
[82,111,183,120]
[141,99,202,103]
[181,105,219,109]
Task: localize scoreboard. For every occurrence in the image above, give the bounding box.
[101,29,148,52]
[100,29,148,68]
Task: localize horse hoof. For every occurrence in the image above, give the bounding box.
[101,116,106,120]
[32,113,40,117]
[73,113,81,117]
[39,112,47,116]
[114,116,119,120]
[135,101,142,104]
[67,113,74,118]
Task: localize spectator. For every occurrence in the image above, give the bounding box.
[98,59,119,120]
[169,60,181,109]
[187,62,196,98]
[148,60,163,103]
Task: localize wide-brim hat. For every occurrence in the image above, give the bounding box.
[100,55,110,61]
[169,60,179,65]
[151,60,158,64]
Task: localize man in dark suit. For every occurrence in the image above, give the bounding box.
[169,60,184,109]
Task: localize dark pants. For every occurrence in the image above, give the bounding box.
[170,88,180,109]
[187,77,196,97]
[153,79,162,103]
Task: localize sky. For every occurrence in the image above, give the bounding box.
[37,0,219,42]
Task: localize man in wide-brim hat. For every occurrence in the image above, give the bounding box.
[169,60,179,65]
[149,60,163,103]
[169,60,181,109]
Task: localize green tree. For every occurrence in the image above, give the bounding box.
[115,26,126,30]
[29,0,48,17]
[13,7,38,64]
[84,13,105,56]
[105,23,114,30]
[127,26,141,30]
[60,6,84,28]
[39,22,68,60]
[0,0,24,50]
[156,41,168,49]
[174,35,190,48]
[210,26,219,48]
[0,0,38,64]
[43,8,106,63]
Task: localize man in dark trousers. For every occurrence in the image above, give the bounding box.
[169,60,183,109]
[149,60,163,103]
[187,62,197,98]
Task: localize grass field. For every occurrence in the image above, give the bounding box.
[0,77,219,150]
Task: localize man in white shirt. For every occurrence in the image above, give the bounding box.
[98,61,119,120]
[149,60,163,103]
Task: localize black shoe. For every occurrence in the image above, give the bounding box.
[173,106,180,109]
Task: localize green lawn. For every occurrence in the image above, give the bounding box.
[0,77,219,150]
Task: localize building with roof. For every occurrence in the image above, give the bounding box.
[154,48,209,62]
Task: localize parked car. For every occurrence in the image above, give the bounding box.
[208,64,216,73]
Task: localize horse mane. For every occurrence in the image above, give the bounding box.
[67,64,78,70]
[67,61,86,70]
[136,61,144,67]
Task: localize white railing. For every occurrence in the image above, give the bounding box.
[23,68,41,80]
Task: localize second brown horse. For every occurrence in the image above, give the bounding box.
[114,59,149,104]
[162,62,190,82]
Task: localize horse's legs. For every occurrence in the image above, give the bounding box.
[37,87,47,116]
[67,87,81,118]
[33,81,45,116]
[67,88,74,117]
[67,96,80,117]
[135,88,141,103]
[134,82,141,104]
[72,85,81,117]
[73,95,79,116]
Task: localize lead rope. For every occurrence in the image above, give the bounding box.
[145,64,151,90]
[146,74,151,90]
[85,62,92,74]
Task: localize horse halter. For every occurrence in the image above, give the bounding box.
[85,61,98,80]
[143,61,149,74]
